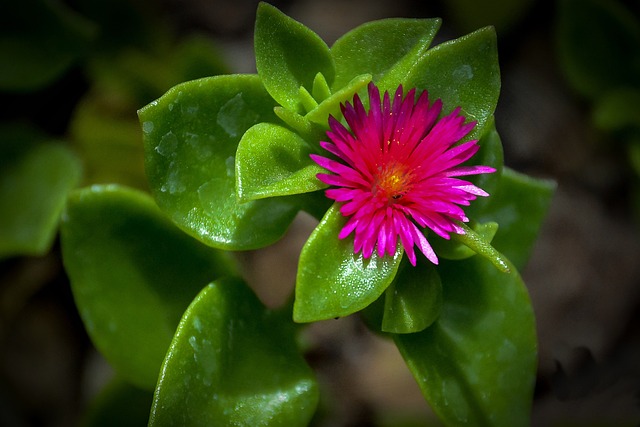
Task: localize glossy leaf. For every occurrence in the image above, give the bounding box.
[431,221,498,261]
[254,2,334,113]
[150,277,319,426]
[463,119,504,217]
[82,378,153,427]
[0,0,95,91]
[140,75,300,250]
[404,26,501,141]
[305,73,372,125]
[294,204,402,322]
[0,133,81,258]
[382,260,443,334]
[395,256,536,427]
[235,123,326,201]
[476,167,556,271]
[331,18,442,94]
[556,0,640,100]
[60,185,236,390]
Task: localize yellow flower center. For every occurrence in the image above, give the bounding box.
[375,162,412,202]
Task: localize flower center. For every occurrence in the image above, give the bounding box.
[374,162,413,202]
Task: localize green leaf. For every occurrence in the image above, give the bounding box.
[0,0,96,91]
[294,204,402,322]
[476,167,556,271]
[82,378,153,427]
[235,123,326,201]
[556,0,640,100]
[305,73,372,125]
[0,131,81,258]
[431,221,498,261]
[150,277,319,426]
[381,260,443,334]
[404,26,501,141]
[331,18,442,94]
[254,2,334,113]
[464,119,504,217]
[394,256,536,427]
[140,75,300,250]
[60,185,236,390]
[450,223,510,273]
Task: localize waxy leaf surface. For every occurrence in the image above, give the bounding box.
[254,2,334,113]
[395,256,536,427]
[331,18,442,94]
[294,204,402,322]
[61,185,236,389]
[150,278,318,426]
[235,123,326,201]
[404,26,500,141]
[140,75,300,250]
[382,260,442,334]
[477,167,556,271]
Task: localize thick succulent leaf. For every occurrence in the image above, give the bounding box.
[150,277,319,426]
[556,0,640,100]
[82,378,153,427]
[0,0,95,91]
[404,26,501,141]
[294,204,402,322]
[305,73,372,125]
[140,75,300,250]
[0,132,81,258]
[464,119,504,217]
[381,260,442,334]
[476,167,556,271]
[331,18,442,94]
[431,221,498,261]
[235,123,326,201]
[254,2,334,113]
[60,185,236,390]
[394,256,536,427]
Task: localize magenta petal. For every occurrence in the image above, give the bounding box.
[313,82,495,266]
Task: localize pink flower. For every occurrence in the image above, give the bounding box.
[310,83,496,266]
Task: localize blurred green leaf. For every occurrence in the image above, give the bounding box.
[150,277,319,426]
[556,0,640,99]
[0,0,96,91]
[331,18,442,95]
[236,123,326,201]
[72,35,229,191]
[140,75,300,250]
[70,95,148,190]
[82,378,153,427]
[395,256,536,427]
[294,204,402,322]
[443,0,534,35]
[0,129,81,258]
[60,185,236,390]
[404,27,501,142]
[476,167,556,271]
[593,88,640,132]
[254,2,335,113]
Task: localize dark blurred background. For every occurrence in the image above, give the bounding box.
[1,0,640,425]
